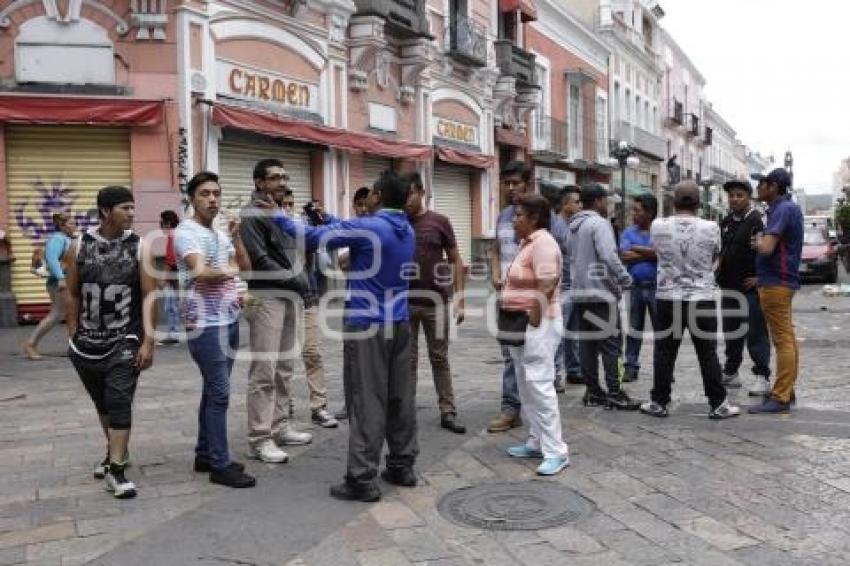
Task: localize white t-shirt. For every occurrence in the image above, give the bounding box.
[174,218,240,328]
[651,215,720,302]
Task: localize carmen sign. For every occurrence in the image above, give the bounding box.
[432,117,479,147]
[216,60,319,113]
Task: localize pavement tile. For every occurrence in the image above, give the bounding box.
[339,515,395,552]
[601,528,682,565]
[356,547,414,566]
[630,493,702,524]
[536,525,604,554]
[445,533,517,566]
[0,546,25,566]
[387,527,457,562]
[369,501,425,530]
[24,533,118,564]
[589,469,656,499]
[677,516,760,551]
[298,532,360,566]
[443,452,495,481]
[0,522,75,550]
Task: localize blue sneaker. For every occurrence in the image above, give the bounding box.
[536,456,570,476]
[748,398,791,414]
[507,445,543,459]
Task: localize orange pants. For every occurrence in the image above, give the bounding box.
[758,286,799,403]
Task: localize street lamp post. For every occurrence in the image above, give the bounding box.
[608,140,640,230]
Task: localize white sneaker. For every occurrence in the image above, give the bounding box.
[104,466,137,499]
[709,399,741,420]
[278,429,313,446]
[251,440,289,463]
[748,376,770,397]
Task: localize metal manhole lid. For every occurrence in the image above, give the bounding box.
[436,480,595,531]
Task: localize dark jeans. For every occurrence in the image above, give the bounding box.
[188,322,239,470]
[625,283,657,371]
[500,344,521,415]
[652,300,726,409]
[409,302,455,415]
[343,322,418,486]
[555,297,580,377]
[576,301,621,393]
[721,291,771,378]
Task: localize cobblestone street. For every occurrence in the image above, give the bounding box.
[2,282,850,565]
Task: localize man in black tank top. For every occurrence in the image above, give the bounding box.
[65,186,157,499]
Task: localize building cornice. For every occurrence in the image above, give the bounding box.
[531,0,609,75]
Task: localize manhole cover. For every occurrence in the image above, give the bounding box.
[437,481,595,531]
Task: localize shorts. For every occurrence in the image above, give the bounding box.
[69,340,140,430]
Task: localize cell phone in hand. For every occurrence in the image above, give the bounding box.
[303,201,324,225]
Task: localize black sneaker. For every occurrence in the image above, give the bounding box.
[334,407,349,421]
[622,367,639,383]
[566,373,584,385]
[440,413,466,434]
[194,456,245,474]
[607,389,641,411]
[94,451,131,479]
[582,388,608,407]
[381,467,418,487]
[210,463,256,488]
[104,464,137,499]
[330,481,381,502]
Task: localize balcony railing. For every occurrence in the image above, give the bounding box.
[533,114,569,157]
[686,113,699,137]
[494,40,537,89]
[667,99,684,126]
[615,119,666,161]
[354,0,431,38]
[703,126,713,146]
[449,15,487,67]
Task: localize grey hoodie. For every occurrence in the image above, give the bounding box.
[566,210,632,301]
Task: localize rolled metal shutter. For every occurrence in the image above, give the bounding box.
[218,139,313,212]
[431,164,472,263]
[361,156,393,190]
[5,125,131,314]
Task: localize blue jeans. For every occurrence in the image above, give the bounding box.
[555,297,580,377]
[500,345,521,415]
[163,284,181,335]
[188,322,239,470]
[625,283,657,371]
[721,291,771,378]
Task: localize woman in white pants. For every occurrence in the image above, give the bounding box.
[500,194,569,476]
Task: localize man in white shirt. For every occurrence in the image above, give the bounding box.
[639,180,740,420]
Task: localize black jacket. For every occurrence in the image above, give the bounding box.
[717,208,764,291]
[240,192,309,295]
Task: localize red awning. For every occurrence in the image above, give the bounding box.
[435,145,494,169]
[212,103,433,161]
[0,95,164,126]
[499,0,537,22]
[495,127,528,148]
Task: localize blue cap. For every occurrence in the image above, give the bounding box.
[751,168,791,190]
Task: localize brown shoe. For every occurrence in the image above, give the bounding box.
[23,342,42,360]
[487,412,522,433]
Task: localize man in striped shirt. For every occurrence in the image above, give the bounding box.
[176,172,254,488]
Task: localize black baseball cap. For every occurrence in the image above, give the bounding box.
[722,179,752,193]
[751,168,791,190]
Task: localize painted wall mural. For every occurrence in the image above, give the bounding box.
[13,179,99,243]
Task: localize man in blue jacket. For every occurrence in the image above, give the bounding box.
[272,170,417,502]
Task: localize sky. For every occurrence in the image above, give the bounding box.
[660,0,848,194]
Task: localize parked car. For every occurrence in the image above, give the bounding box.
[800,228,838,283]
